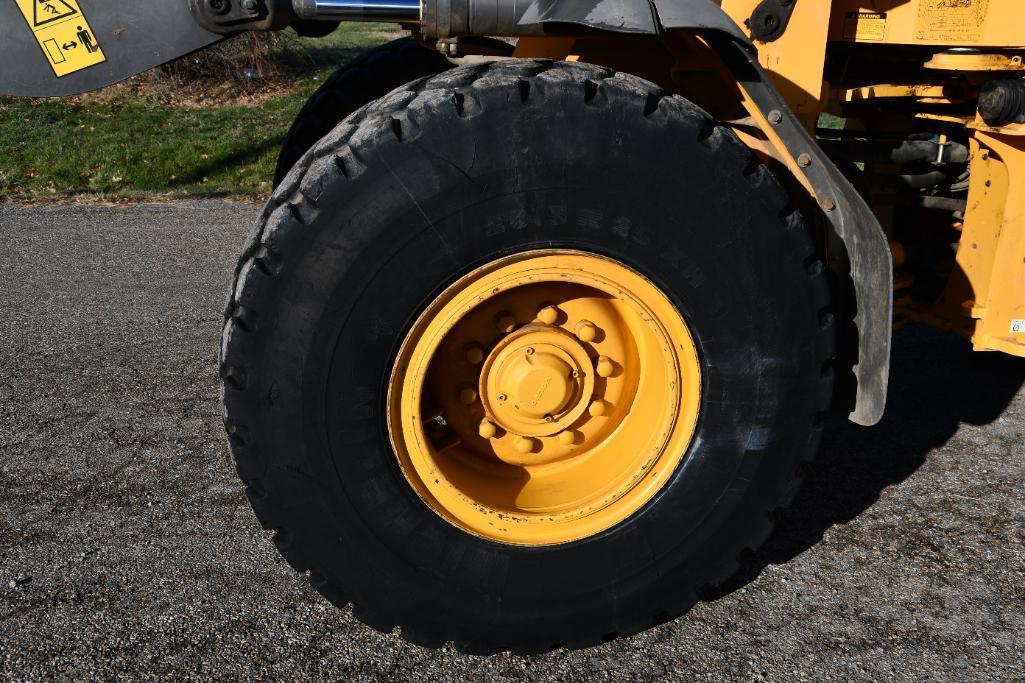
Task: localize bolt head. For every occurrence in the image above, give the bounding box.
[241,0,256,9]
[514,436,534,454]
[768,110,783,124]
[459,387,478,405]
[797,153,812,168]
[494,312,516,333]
[557,430,575,446]
[464,343,484,365]
[537,305,559,325]
[575,320,597,343]
[478,419,497,439]
[588,399,607,417]
[595,356,614,378]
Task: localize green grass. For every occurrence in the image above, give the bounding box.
[0,24,393,201]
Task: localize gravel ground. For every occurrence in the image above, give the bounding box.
[1,200,1023,681]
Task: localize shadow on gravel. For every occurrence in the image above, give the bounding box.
[709,322,1025,597]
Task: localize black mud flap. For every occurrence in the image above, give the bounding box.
[711,36,892,426]
[0,0,222,97]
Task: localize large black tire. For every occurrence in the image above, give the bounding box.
[273,37,452,187]
[274,37,511,187]
[223,60,836,653]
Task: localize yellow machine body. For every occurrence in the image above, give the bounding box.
[513,0,1025,359]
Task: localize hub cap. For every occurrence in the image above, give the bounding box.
[387,250,701,545]
[480,325,595,439]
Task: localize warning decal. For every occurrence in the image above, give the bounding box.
[915,0,990,43]
[13,0,106,77]
[33,0,76,26]
[843,12,887,42]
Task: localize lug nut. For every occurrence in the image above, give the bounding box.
[575,320,597,343]
[478,419,497,439]
[464,342,485,365]
[557,430,575,446]
[595,356,614,378]
[537,305,559,325]
[494,312,516,333]
[514,436,535,454]
[459,387,478,405]
[588,399,607,417]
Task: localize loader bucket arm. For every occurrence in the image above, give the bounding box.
[0,0,223,97]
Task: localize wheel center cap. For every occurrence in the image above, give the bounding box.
[502,352,574,419]
[480,324,595,437]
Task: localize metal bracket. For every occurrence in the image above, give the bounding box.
[748,0,797,42]
[188,0,294,33]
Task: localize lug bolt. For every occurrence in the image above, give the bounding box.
[588,399,607,417]
[575,320,597,343]
[595,356,614,378]
[514,436,535,454]
[557,430,575,446]
[537,305,559,325]
[478,418,497,439]
[459,387,478,405]
[494,312,516,333]
[464,342,485,365]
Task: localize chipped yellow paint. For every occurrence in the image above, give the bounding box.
[13,0,105,77]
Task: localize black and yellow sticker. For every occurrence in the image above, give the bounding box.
[13,0,106,77]
[915,0,990,42]
[843,12,887,42]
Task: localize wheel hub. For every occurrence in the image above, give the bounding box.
[481,325,595,437]
[387,250,702,545]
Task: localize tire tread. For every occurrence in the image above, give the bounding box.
[223,59,837,654]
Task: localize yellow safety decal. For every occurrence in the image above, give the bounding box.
[843,12,887,42]
[915,0,990,43]
[13,0,106,77]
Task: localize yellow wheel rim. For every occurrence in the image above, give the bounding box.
[387,250,701,545]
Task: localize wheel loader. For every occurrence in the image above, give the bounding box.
[3,0,1022,653]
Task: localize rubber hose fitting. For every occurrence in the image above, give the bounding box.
[979,79,1025,125]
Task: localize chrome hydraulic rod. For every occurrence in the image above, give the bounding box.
[293,0,421,23]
